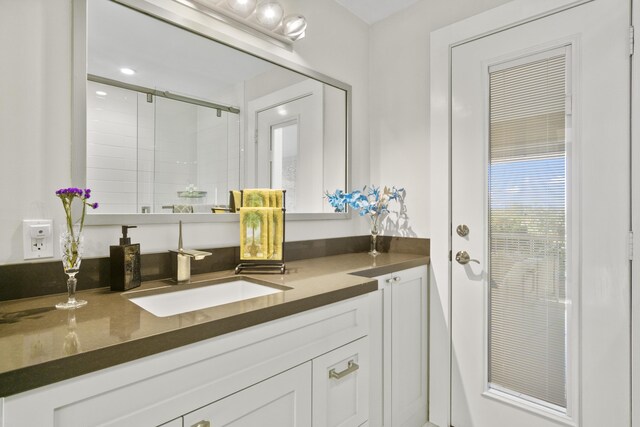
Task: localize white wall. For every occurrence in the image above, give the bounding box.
[0,0,369,263]
[369,0,512,238]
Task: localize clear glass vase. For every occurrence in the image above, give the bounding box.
[369,215,381,257]
[56,225,87,309]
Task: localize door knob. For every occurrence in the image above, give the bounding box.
[455,250,480,265]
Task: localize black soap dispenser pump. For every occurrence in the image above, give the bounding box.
[110,225,141,291]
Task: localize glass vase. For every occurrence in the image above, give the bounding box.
[56,225,87,309]
[369,215,381,257]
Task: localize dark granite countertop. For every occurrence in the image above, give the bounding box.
[0,252,428,397]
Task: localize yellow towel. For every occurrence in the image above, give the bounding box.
[230,190,241,212]
[239,207,283,261]
[242,189,284,208]
[272,208,283,260]
[243,189,270,207]
[240,207,269,260]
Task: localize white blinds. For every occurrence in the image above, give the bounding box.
[488,53,567,409]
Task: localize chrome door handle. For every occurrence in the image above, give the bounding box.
[329,360,359,380]
[455,250,480,265]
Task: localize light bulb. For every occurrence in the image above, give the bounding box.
[226,0,256,17]
[282,14,307,39]
[256,0,283,30]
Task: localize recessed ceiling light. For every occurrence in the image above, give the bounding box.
[95,91,107,96]
[120,67,136,75]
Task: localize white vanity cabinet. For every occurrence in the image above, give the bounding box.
[370,265,429,427]
[2,294,371,427]
[181,336,370,427]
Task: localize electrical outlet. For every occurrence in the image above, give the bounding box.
[23,220,53,260]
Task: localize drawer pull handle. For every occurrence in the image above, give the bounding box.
[329,360,359,380]
[385,276,402,284]
[191,421,210,427]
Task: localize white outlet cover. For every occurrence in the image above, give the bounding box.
[23,219,54,260]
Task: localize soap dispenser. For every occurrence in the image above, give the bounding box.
[110,225,141,291]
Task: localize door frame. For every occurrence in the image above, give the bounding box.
[633,3,640,426]
[429,1,631,426]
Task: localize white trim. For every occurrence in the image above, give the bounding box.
[632,1,640,425]
[429,1,592,426]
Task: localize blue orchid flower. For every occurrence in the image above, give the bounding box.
[325,185,404,218]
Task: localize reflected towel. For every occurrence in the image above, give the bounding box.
[230,190,242,212]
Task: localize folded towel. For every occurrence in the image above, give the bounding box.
[242,189,284,208]
[239,207,283,261]
[242,189,270,207]
[272,208,283,260]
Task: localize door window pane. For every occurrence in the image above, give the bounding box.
[488,51,568,409]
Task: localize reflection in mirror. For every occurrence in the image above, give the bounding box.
[85,0,348,217]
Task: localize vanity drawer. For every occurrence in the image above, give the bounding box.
[312,337,369,427]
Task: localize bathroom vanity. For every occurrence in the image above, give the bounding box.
[0,253,428,427]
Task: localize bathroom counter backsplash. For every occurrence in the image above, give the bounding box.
[0,250,428,397]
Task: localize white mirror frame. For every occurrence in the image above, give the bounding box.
[72,0,351,225]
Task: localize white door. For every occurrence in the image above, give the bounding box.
[451,1,630,426]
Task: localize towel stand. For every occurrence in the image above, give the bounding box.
[235,189,286,275]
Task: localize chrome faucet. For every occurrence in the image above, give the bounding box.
[170,221,212,283]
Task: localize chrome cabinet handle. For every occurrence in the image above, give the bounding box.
[191,421,210,427]
[455,250,480,265]
[329,360,359,380]
[385,276,402,284]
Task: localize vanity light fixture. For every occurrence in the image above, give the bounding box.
[177,0,307,47]
[227,0,256,17]
[255,0,284,30]
[120,67,136,75]
[282,14,307,39]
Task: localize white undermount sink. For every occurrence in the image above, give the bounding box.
[128,278,286,317]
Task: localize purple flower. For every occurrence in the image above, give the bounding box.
[55,187,99,233]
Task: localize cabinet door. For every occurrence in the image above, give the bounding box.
[312,337,369,427]
[390,266,428,427]
[182,362,311,427]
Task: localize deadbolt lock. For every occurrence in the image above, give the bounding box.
[456,224,470,237]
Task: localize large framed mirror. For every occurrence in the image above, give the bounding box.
[74,0,350,224]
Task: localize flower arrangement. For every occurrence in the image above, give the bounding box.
[54,187,99,309]
[55,188,98,270]
[55,187,99,235]
[325,185,404,255]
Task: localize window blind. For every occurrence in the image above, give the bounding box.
[488,52,567,409]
